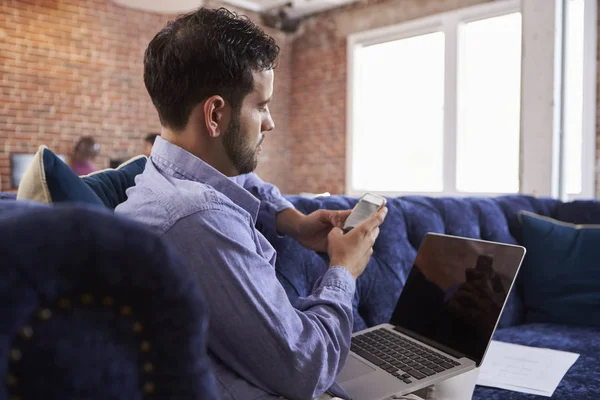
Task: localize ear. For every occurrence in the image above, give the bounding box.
[203,96,227,138]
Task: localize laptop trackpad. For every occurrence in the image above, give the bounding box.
[338,355,377,383]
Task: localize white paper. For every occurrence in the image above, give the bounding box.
[477,380,556,397]
[476,341,579,397]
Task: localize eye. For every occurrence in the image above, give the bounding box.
[259,105,268,112]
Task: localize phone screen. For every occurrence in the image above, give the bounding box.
[343,195,385,232]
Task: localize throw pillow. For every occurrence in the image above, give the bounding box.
[17,146,146,209]
[517,211,600,327]
[82,157,146,209]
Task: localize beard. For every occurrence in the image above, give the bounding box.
[223,111,262,175]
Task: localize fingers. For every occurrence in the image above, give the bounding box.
[359,206,388,232]
[362,228,379,260]
[321,209,352,227]
[338,209,353,220]
[370,227,380,244]
[330,209,352,228]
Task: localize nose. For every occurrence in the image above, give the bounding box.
[262,110,275,133]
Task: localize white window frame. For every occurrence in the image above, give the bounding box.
[346,0,598,199]
[564,0,598,200]
[346,0,522,198]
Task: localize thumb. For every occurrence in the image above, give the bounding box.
[332,210,352,228]
[328,227,344,238]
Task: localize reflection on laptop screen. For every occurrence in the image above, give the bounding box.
[390,234,524,365]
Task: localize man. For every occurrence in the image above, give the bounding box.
[116,7,386,400]
[143,133,159,157]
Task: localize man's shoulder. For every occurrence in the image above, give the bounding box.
[115,170,244,232]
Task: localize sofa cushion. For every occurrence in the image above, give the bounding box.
[474,323,600,399]
[82,157,147,209]
[17,146,146,209]
[17,146,102,205]
[517,211,600,327]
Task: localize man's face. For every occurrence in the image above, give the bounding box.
[222,69,275,175]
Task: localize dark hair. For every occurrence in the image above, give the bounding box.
[145,133,160,144]
[73,136,99,159]
[144,7,280,131]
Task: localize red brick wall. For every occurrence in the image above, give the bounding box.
[0,0,166,191]
[0,0,292,192]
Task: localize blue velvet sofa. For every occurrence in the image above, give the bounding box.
[0,197,218,399]
[262,194,600,400]
[1,189,598,399]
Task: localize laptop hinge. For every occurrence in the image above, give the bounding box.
[392,325,476,363]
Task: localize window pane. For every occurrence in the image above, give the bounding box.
[564,0,584,195]
[456,13,522,193]
[352,32,445,193]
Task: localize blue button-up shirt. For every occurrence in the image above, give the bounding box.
[116,137,355,400]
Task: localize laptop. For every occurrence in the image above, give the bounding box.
[337,233,526,400]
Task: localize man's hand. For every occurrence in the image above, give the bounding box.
[328,207,387,279]
[277,208,352,252]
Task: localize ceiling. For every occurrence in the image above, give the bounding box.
[222,0,358,18]
[113,0,357,19]
[112,0,205,13]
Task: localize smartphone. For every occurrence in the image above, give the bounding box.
[343,193,386,234]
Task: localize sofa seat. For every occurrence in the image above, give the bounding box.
[475,323,600,399]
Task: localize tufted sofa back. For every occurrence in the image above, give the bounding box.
[266,194,600,332]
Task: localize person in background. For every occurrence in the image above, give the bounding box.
[69,136,100,176]
[143,133,160,157]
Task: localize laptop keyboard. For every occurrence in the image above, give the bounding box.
[350,328,461,384]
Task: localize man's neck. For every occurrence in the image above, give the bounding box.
[160,127,237,177]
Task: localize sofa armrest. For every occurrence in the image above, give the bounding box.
[0,202,217,399]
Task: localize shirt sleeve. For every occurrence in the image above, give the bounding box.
[163,206,355,399]
[231,173,295,231]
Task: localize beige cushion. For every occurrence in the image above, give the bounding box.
[17,146,51,203]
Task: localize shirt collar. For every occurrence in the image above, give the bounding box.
[151,136,260,222]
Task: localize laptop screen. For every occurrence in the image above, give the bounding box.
[389,233,525,366]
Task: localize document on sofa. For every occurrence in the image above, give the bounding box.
[476,341,579,397]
